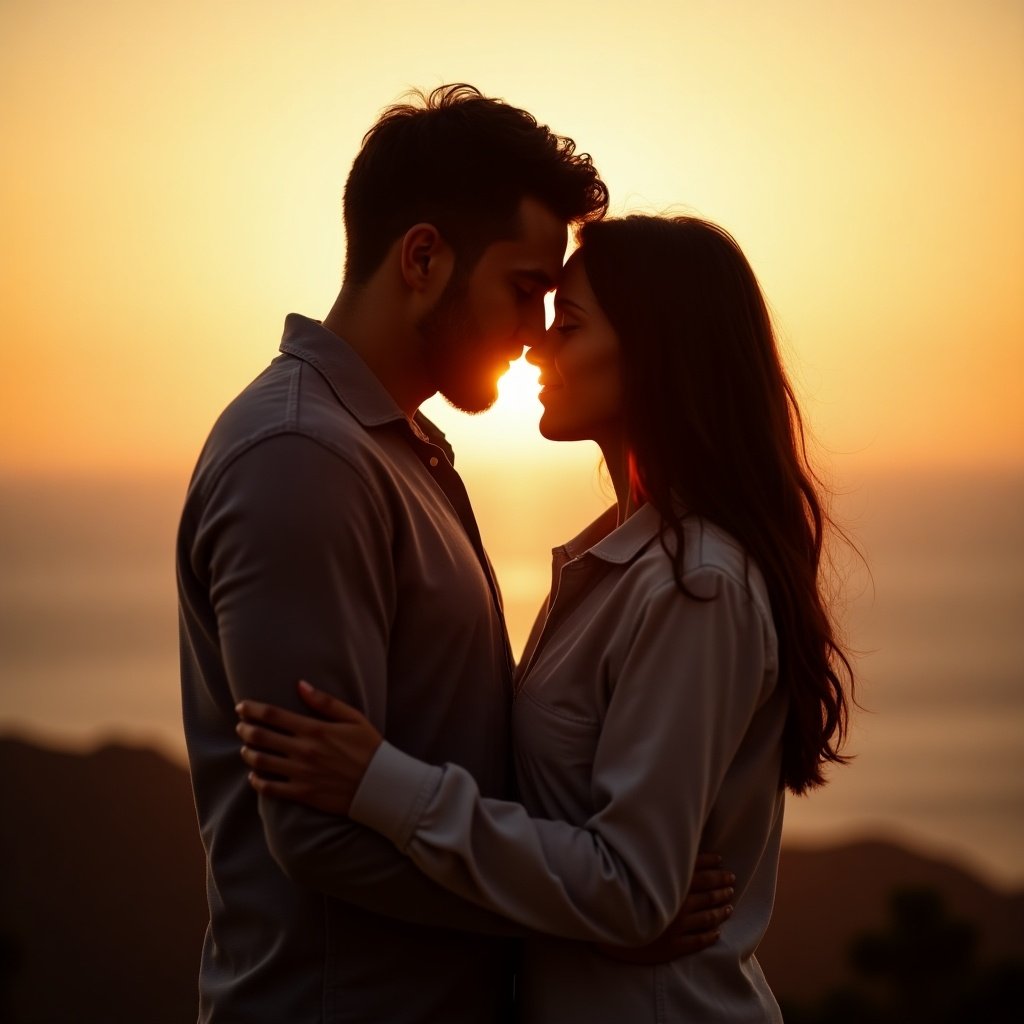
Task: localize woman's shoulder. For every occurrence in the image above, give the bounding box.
[632,515,773,623]
[682,517,753,580]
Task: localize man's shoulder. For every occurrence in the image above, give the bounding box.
[190,354,391,498]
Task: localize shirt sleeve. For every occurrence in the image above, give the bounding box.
[197,432,523,936]
[349,568,776,945]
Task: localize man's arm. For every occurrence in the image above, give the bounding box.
[200,432,522,935]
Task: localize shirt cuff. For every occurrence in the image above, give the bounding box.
[349,740,443,850]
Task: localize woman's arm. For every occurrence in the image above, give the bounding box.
[239,570,768,946]
[238,687,736,955]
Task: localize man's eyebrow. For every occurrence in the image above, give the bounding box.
[516,269,558,291]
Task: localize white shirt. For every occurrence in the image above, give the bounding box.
[352,503,787,1022]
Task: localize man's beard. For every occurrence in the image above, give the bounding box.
[417,273,501,415]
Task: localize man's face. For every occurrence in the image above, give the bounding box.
[418,197,568,413]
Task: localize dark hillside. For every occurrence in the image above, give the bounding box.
[1,738,1020,1021]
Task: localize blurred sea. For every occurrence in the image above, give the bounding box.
[1,465,1022,887]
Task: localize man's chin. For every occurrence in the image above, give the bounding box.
[440,385,499,413]
[438,384,500,415]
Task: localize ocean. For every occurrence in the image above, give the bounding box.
[1,464,1021,888]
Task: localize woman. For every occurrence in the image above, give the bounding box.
[237,215,853,1021]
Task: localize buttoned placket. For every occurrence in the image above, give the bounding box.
[410,432,517,688]
[514,551,612,695]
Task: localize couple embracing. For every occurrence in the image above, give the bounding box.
[177,83,853,1023]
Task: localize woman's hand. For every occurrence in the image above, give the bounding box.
[235,681,383,815]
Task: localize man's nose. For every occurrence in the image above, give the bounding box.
[525,343,548,368]
[519,299,548,346]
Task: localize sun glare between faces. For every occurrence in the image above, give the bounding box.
[495,355,542,416]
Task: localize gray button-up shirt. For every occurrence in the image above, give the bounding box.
[177,314,520,1023]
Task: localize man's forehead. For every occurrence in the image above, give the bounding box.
[486,238,566,287]
[476,197,568,283]
[514,196,568,269]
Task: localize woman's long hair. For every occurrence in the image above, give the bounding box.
[579,215,853,794]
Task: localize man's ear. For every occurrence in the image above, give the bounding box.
[399,224,454,294]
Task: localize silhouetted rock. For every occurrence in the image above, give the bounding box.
[758,838,1024,1001]
[1,737,1021,1020]
[0,737,206,1024]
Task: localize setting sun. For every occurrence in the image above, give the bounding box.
[495,354,542,416]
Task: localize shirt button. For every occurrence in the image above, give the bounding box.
[429,456,439,467]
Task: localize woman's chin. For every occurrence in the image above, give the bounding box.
[537,415,585,444]
[536,415,560,442]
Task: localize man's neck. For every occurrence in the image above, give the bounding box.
[322,284,431,418]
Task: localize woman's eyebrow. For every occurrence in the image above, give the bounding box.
[554,296,586,314]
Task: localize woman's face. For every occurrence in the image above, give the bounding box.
[526,251,623,444]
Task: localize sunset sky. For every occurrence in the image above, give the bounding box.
[2,1,1023,891]
[1,0,1021,479]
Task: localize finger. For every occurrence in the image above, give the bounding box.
[235,700,319,736]
[297,680,367,724]
[680,885,735,914]
[248,772,310,801]
[687,868,737,894]
[704,904,734,930]
[693,852,723,870]
[235,721,306,756]
[240,745,298,779]
[675,904,734,936]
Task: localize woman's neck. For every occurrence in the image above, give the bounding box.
[597,436,639,527]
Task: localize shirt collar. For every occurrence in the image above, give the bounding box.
[559,502,664,566]
[279,313,454,462]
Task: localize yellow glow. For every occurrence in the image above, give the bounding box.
[0,0,1022,475]
[2,0,1023,892]
[495,356,542,418]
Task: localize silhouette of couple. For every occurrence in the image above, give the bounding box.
[177,84,852,1023]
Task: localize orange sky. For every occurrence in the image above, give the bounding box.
[2,2,1022,887]
[1,0,1022,477]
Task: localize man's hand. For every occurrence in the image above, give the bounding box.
[596,853,735,964]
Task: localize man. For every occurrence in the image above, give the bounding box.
[178,84,729,1023]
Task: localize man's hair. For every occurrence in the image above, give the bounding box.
[342,84,609,284]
